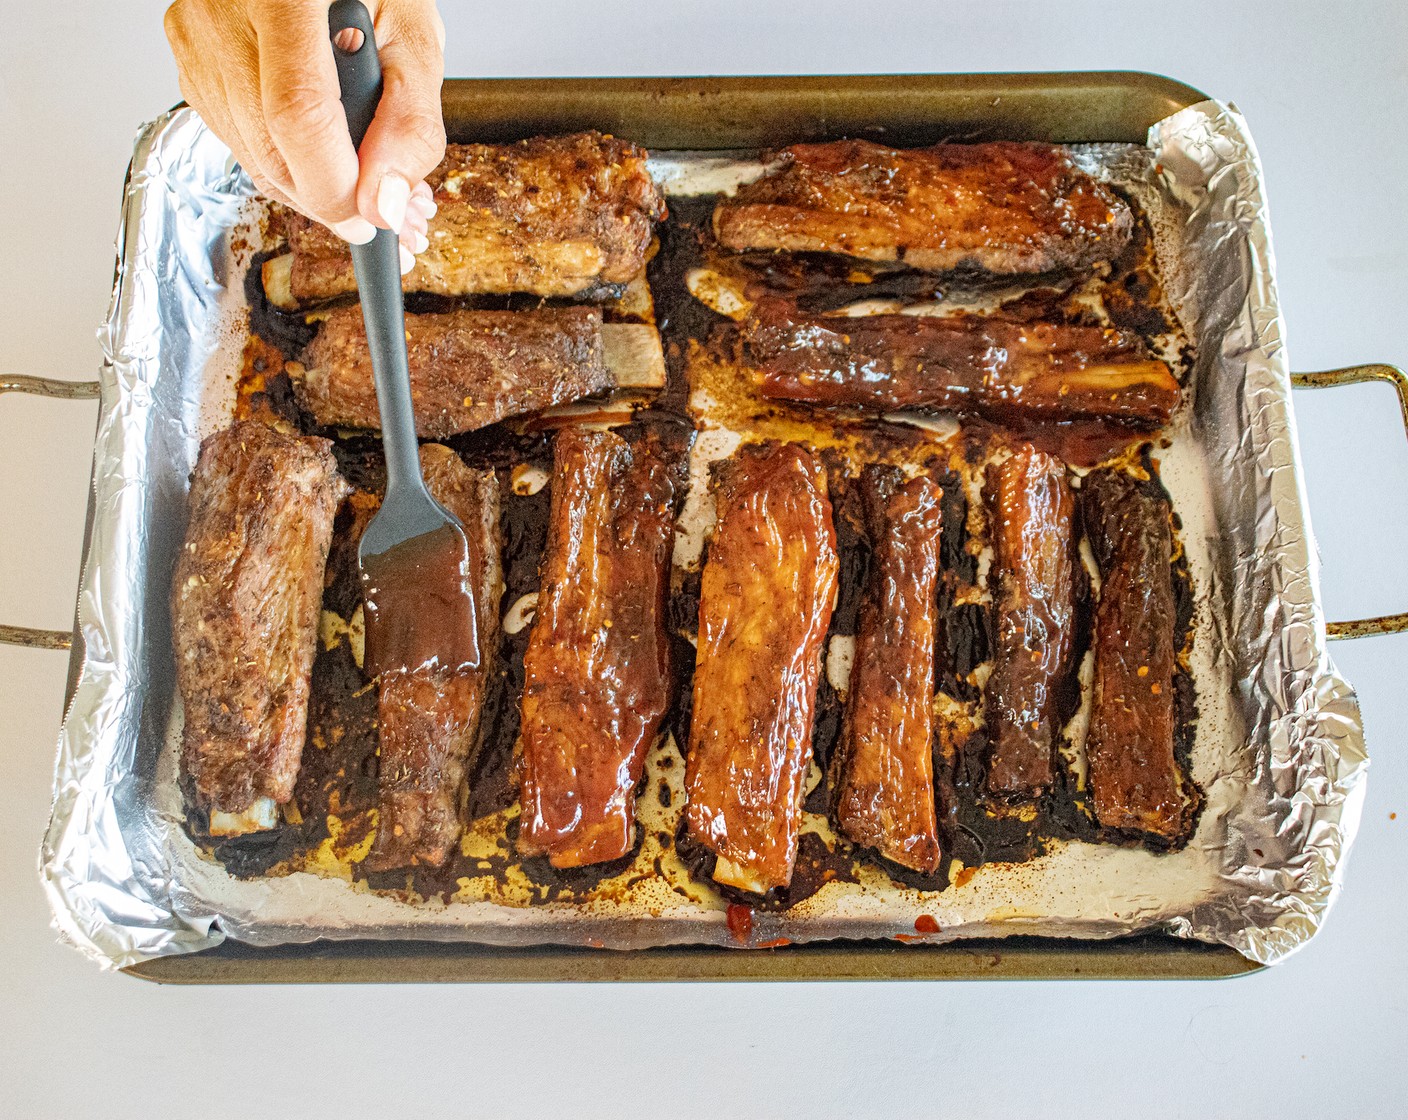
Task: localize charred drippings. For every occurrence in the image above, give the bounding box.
[807,472,867,789]
[401,287,629,315]
[729,250,951,313]
[1100,208,1177,340]
[1170,567,1203,844]
[662,563,702,767]
[933,475,987,702]
[511,822,647,896]
[205,818,306,880]
[937,724,1102,871]
[938,474,977,584]
[934,603,991,701]
[647,195,723,415]
[244,250,319,359]
[673,818,858,912]
[826,474,872,639]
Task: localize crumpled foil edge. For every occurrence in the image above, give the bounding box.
[40,110,243,969]
[1148,102,1368,964]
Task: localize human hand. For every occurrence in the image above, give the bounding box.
[165,0,446,271]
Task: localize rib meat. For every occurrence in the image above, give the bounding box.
[714,139,1132,274]
[518,429,677,867]
[367,445,503,871]
[1082,469,1192,843]
[684,443,839,894]
[747,300,1180,427]
[832,468,944,874]
[295,305,610,439]
[172,421,347,834]
[983,444,1078,799]
[267,132,666,307]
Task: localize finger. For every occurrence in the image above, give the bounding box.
[229,61,373,241]
[354,3,447,231]
[220,69,327,221]
[253,3,373,238]
[398,183,429,254]
[207,88,301,212]
[205,59,299,206]
[401,199,429,237]
[402,180,432,251]
[400,219,429,256]
[409,180,437,221]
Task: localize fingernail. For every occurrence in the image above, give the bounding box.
[412,230,430,254]
[409,193,437,221]
[333,216,377,244]
[399,243,415,275]
[377,174,411,234]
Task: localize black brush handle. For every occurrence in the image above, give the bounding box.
[329,0,380,149]
[329,0,422,494]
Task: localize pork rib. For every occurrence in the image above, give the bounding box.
[172,421,347,835]
[832,468,945,874]
[1082,469,1193,843]
[746,300,1180,427]
[983,444,1079,799]
[684,443,839,894]
[367,445,503,871]
[295,306,611,440]
[518,429,677,868]
[714,140,1131,275]
[266,132,666,307]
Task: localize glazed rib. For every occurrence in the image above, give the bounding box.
[714,139,1132,274]
[294,305,611,439]
[518,429,677,867]
[367,445,503,871]
[684,443,839,894]
[265,132,666,307]
[1082,470,1192,843]
[172,421,347,835]
[747,300,1180,427]
[983,444,1079,799]
[832,469,944,874]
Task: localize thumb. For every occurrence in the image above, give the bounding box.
[355,1,447,232]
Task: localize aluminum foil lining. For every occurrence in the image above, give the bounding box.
[41,101,1367,970]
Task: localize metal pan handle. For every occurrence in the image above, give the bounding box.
[0,374,100,650]
[1292,363,1408,640]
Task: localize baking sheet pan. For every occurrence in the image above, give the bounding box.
[36,72,1373,980]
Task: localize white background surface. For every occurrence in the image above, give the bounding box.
[2,3,1404,1117]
